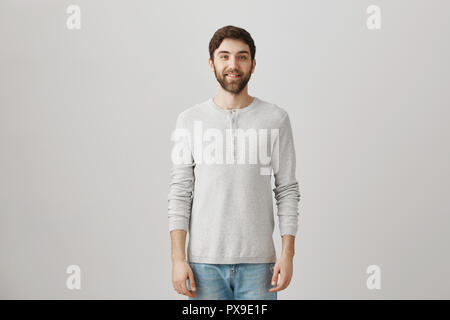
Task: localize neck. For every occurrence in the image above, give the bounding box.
[213,87,254,110]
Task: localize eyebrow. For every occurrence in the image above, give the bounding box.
[216,50,250,55]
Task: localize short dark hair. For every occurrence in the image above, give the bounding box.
[209,25,256,62]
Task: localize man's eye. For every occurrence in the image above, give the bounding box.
[239,56,247,60]
[221,55,228,59]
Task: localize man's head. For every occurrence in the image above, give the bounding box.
[208,25,256,95]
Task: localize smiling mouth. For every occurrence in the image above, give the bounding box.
[226,74,240,79]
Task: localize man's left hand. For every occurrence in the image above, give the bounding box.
[268,255,293,292]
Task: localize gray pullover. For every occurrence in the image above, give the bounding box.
[168,96,300,264]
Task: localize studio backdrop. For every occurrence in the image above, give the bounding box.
[1,0,449,299]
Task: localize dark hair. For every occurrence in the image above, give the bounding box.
[209,25,256,62]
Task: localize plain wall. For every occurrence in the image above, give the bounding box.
[1,0,449,299]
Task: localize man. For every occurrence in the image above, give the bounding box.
[168,25,301,300]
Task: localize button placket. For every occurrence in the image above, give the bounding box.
[229,110,237,159]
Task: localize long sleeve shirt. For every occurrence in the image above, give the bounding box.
[167,96,301,264]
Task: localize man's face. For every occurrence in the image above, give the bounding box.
[210,38,255,95]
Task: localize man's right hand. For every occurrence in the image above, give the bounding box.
[172,260,196,298]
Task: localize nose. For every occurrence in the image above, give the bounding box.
[228,56,238,69]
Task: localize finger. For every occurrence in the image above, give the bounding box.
[186,278,196,298]
[268,283,284,292]
[271,268,279,286]
[181,282,193,298]
[174,284,182,295]
[187,276,196,298]
[175,282,184,295]
[187,279,196,298]
[269,279,287,292]
[188,270,197,292]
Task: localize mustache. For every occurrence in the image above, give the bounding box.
[224,70,241,75]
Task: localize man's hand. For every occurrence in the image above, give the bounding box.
[172,260,197,298]
[268,255,293,292]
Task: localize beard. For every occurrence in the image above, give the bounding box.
[213,63,253,95]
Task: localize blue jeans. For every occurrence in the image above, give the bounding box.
[186,262,277,300]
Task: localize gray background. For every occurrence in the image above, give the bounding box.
[1,0,449,299]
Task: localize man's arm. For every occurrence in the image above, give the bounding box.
[281,234,295,258]
[170,229,187,262]
[170,229,196,297]
[168,112,195,233]
[269,112,300,293]
[168,112,196,298]
[272,112,301,238]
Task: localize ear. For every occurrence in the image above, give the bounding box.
[251,58,256,74]
[208,58,215,72]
